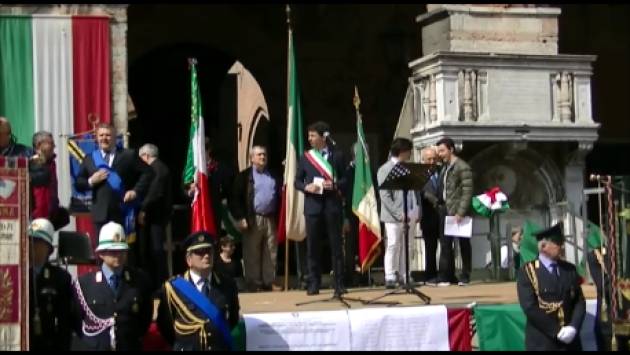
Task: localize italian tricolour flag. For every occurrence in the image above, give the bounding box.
[351,113,382,272]
[0,15,111,277]
[277,25,305,243]
[471,187,509,218]
[182,60,217,237]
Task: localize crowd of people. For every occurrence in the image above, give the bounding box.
[0,114,619,350]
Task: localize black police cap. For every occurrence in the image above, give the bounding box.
[534,222,564,245]
[183,231,215,252]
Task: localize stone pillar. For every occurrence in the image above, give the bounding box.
[108,5,129,147]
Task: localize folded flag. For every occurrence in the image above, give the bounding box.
[472,186,510,217]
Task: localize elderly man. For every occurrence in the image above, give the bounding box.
[73,221,153,351]
[74,123,153,237]
[419,145,441,284]
[29,130,68,230]
[230,145,281,292]
[156,231,240,351]
[138,143,172,290]
[28,218,75,351]
[0,116,32,157]
[517,222,586,351]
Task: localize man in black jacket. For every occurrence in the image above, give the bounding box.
[230,145,282,292]
[73,221,153,351]
[295,121,347,297]
[0,117,32,157]
[419,146,441,283]
[156,231,240,351]
[28,218,75,351]
[138,143,172,291]
[74,123,154,237]
[517,222,586,351]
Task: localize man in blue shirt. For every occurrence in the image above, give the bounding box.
[230,145,282,292]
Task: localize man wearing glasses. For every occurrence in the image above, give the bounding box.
[156,231,240,351]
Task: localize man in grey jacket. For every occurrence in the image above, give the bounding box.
[377,138,419,288]
[433,137,473,286]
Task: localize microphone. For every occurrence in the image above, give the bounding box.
[323,131,336,146]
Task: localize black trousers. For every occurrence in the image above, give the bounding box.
[305,211,344,291]
[140,221,169,292]
[437,209,472,282]
[420,218,439,280]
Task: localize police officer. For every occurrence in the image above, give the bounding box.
[73,221,153,351]
[516,222,586,351]
[28,218,75,350]
[156,231,240,351]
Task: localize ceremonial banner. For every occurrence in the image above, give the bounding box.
[0,157,29,350]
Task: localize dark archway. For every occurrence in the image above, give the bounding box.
[128,42,236,205]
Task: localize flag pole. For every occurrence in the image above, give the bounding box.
[284,3,291,292]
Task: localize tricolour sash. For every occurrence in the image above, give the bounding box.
[305,149,334,181]
[170,276,233,350]
[91,150,138,243]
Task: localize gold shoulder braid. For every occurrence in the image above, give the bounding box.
[525,261,565,327]
[164,281,210,350]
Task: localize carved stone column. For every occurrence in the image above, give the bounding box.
[108,5,129,146]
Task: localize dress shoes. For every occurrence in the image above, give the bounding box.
[306,287,320,296]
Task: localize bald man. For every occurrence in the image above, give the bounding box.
[0,117,32,157]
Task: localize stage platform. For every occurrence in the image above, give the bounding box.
[238,281,597,313]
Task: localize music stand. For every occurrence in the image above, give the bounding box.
[295,272,365,309]
[361,162,436,305]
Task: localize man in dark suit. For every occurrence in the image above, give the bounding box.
[156,231,240,351]
[419,146,441,283]
[138,143,172,291]
[295,121,347,297]
[516,222,586,351]
[74,123,154,237]
[73,221,153,351]
[28,218,75,351]
[230,145,282,292]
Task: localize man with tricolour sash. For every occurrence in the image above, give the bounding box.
[295,121,348,297]
[156,231,240,351]
[516,222,586,351]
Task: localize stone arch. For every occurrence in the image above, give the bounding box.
[468,143,565,225]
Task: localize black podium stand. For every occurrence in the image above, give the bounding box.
[362,162,436,305]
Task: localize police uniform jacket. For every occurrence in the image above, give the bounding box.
[156,270,240,351]
[29,263,74,351]
[517,259,586,351]
[74,266,153,351]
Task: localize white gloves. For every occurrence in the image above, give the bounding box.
[556,326,577,344]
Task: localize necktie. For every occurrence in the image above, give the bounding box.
[110,274,120,294]
[550,263,559,277]
[321,149,328,160]
[103,151,111,167]
[201,278,210,297]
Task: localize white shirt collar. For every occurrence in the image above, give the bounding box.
[390,156,400,164]
[189,269,211,291]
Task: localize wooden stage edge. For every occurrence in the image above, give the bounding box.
[238,281,597,314]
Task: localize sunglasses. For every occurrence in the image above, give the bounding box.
[191,248,213,256]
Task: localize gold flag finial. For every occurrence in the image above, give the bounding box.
[353,85,361,111]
